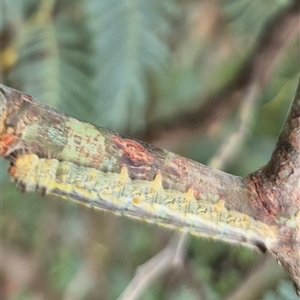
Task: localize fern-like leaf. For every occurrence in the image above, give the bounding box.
[5,1,96,121]
[86,0,176,132]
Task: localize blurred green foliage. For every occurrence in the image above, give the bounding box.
[1,0,299,299]
[262,280,299,300]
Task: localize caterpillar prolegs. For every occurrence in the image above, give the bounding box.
[9,153,277,251]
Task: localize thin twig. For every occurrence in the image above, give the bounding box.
[62,264,96,300]
[117,232,189,300]
[208,82,259,170]
[224,256,287,300]
[142,0,299,149]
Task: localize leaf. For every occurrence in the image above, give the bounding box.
[86,0,176,132]
[5,2,96,121]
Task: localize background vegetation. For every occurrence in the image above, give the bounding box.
[1,0,299,299]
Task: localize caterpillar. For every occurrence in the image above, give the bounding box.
[9,153,277,252]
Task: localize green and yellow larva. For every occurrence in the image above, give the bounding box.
[9,153,277,251]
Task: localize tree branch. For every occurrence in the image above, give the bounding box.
[246,77,300,295]
[0,79,299,295]
[0,84,274,249]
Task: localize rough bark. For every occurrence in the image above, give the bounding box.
[0,81,299,295]
[247,78,300,294]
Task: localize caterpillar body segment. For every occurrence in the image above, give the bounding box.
[9,153,277,251]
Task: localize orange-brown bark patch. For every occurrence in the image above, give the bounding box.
[0,133,17,156]
[113,137,154,167]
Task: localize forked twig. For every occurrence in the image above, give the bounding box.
[117,232,189,300]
